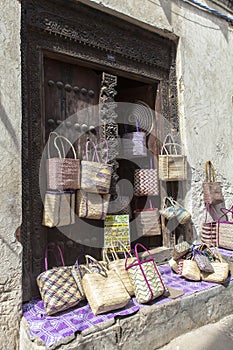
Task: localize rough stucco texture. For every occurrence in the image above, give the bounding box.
[0,0,22,349]
[79,0,233,236]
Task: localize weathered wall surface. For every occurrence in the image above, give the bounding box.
[0,0,22,349]
[79,0,233,236]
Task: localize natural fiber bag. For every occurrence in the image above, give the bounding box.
[158,134,187,181]
[172,241,191,260]
[201,262,229,284]
[193,251,214,273]
[37,244,84,315]
[181,260,201,281]
[42,190,75,227]
[46,133,80,190]
[217,207,233,250]
[168,258,179,274]
[103,241,136,296]
[134,157,159,197]
[134,201,161,237]
[81,258,130,315]
[160,197,191,224]
[202,161,223,205]
[122,121,147,158]
[76,190,110,220]
[201,204,217,245]
[125,243,167,304]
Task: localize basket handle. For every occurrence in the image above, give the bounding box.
[204,203,219,223]
[160,142,182,155]
[218,207,233,221]
[47,132,65,159]
[44,243,65,271]
[204,161,216,182]
[54,135,77,159]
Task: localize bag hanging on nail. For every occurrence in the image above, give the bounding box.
[37,244,85,315]
[76,190,110,220]
[42,190,75,228]
[134,157,159,197]
[122,120,147,158]
[134,200,161,237]
[160,197,191,224]
[202,161,223,205]
[158,134,187,181]
[125,243,168,304]
[46,133,80,190]
[217,206,233,250]
[201,204,218,246]
[81,140,112,194]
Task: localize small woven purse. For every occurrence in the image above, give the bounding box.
[37,244,84,316]
[202,161,223,205]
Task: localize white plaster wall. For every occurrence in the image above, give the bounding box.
[0,0,22,349]
[80,0,233,236]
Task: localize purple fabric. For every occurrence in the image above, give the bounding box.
[23,248,233,348]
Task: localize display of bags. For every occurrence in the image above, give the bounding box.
[160,197,191,224]
[37,244,84,316]
[76,190,110,220]
[103,240,135,296]
[134,200,161,237]
[217,207,233,250]
[158,134,187,181]
[202,161,223,205]
[42,190,75,227]
[201,204,218,245]
[125,243,167,304]
[81,257,130,315]
[46,134,80,190]
[134,157,159,197]
[81,140,112,194]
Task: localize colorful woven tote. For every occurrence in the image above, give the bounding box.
[202,161,223,205]
[37,244,84,315]
[125,243,167,304]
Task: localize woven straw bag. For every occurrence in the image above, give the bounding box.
[158,134,187,181]
[81,140,112,194]
[46,134,80,190]
[37,244,84,315]
[181,260,201,281]
[122,131,147,158]
[201,204,218,245]
[42,190,75,227]
[125,243,167,304]
[81,258,130,315]
[217,207,233,250]
[201,262,229,284]
[202,161,223,205]
[103,241,136,296]
[134,201,161,237]
[134,169,159,197]
[172,241,191,260]
[76,190,110,220]
[160,197,191,224]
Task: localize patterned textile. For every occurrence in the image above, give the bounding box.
[23,250,233,348]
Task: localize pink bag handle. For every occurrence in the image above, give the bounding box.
[85,139,109,164]
[44,243,65,271]
[218,207,233,221]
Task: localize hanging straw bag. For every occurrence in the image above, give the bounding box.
[217,207,233,250]
[158,134,187,181]
[42,190,75,227]
[201,204,218,245]
[103,240,135,296]
[76,190,110,220]
[81,140,112,194]
[134,200,161,236]
[80,257,130,315]
[46,134,80,190]
[37,244,84,315]
[160,197,191,224]
[134,157,159,197]
[125,243,167,304]
[202,161,223,205]
[122,120,147,158]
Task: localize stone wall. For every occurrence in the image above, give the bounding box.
[0,0,22,349]
[79,0,233,236]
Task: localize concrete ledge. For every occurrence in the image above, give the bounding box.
[20,280,233,350]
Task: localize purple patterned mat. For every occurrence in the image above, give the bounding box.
[23,248,233,348]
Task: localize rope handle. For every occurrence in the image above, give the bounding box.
[85,139,109,164]
[218,207,233,222]
[204,160,216,182]
[162,196,175,209]
[54,135,77,159]
[204,203,219,223]
[47,132,65,159]
[160,142,183,155]
[44,243,65,271]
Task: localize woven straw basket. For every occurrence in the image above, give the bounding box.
[201,222,217,245]
[42,190,75,228]
[217,222,233,250]
[134,169,159,197]
[181,260,201,281]
[201,262,229,283]
[202,161,223,205]
[76,190,110,220]
[81,160,112,194]
[122,131,147,158]
[134,208,161,236]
